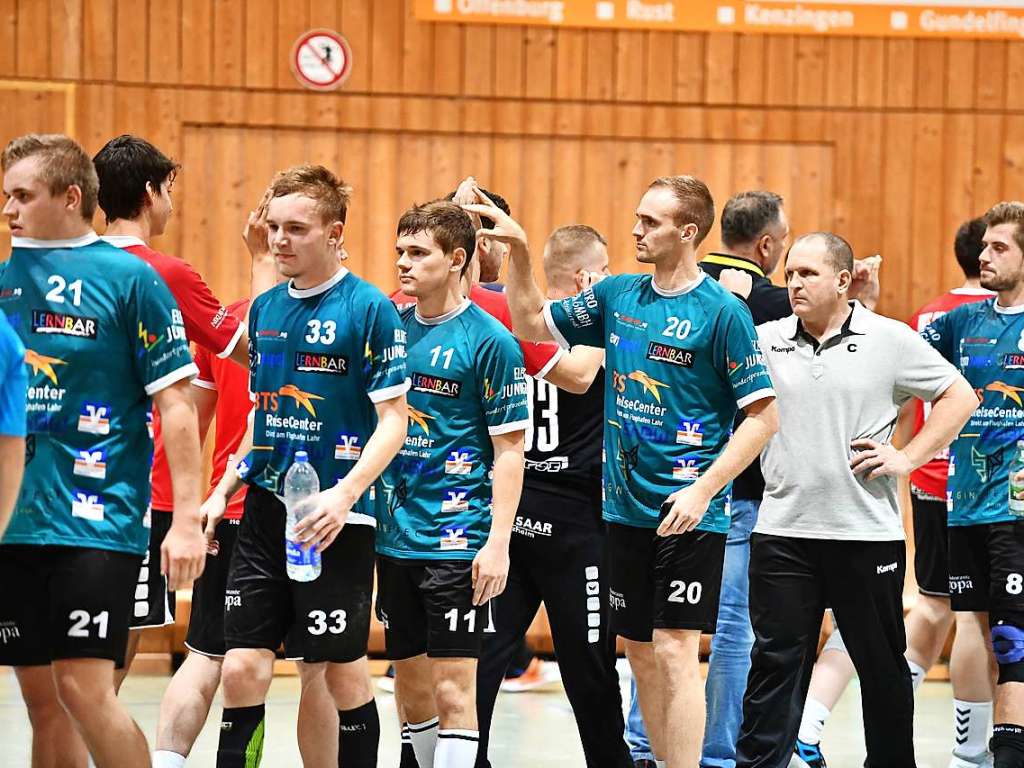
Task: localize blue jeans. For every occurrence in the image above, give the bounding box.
[624,500,759,767]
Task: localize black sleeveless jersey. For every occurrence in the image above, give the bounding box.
[523,367,604,504]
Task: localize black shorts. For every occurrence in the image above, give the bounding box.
[185,517,241,657]
[606,523,726,640]
[912,492,949,597]
[949,520,1024,627]
[224,486,375,663]
[0,545,142,666]
[376,556,485,660]
[130,509,176,629]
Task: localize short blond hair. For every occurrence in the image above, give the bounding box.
[649,175,715,246]
[2,133,99,221]
[543,224,607,284]
[269,164,352,224]
[984,201,1024,254]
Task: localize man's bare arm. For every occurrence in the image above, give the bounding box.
[0,435,24,539]
[473,429,525,606]
[543,347,605,395]
[152,379,207,589]
[659,398,778,536]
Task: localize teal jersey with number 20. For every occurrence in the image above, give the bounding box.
[544,273,775,534]
[378,300,529,560]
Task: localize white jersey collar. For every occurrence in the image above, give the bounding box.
[101,234,147,249]
[994,300,1024,315]
[416,298,472,326]
[651,270,706,297]
[12,231,99,249]
[288,267,349,298]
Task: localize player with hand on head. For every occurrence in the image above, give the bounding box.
[0,133,204,768]
[380,200,528,768]
[203,165,409,768]
[495,176,779,768]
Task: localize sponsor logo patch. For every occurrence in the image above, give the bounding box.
[335,434,362,461]
[295,351,348,375]
[676,420,703,446]
[441,490,470,514]
[440,526,469,551]
[672,457,700,480]
[78,403,110,435]
[73,449,107,479]
[445,450,474,475]
[1004,353,1024,370]
[646,341,694,367]
[412,372,462,398]
[71,490,104,521]
[32,309,97,339]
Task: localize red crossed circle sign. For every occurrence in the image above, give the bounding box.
[291,29,353,91]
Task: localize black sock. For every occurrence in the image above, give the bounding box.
[992,724,1024,768]
[400,723,419,768]
[338,700,380,768]
[217,704,266,768]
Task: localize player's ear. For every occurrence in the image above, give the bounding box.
[451,247,467,274]
[65,184,83,214]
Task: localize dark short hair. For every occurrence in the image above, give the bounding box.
[93,135,179,223]
[721,191,784,248]
[953,218,986,279]
[793,231,854,274]
[445,186,509,231]
[984,201,1024,256]
[397,200,476,276]
[648,175,715,246]
[269,164,352,225]
[2,133,99,221]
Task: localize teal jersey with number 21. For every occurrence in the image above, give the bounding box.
[544,273,775,534]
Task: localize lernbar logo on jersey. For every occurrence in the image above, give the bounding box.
[412,372,462,398]
[78,403,110,435]
[32,309,97,340]
[646,341,694,368]
[440,526,469,551]
[25,349,66,385]
[676,420,703,446]
[445,449,474,475]
[673,457,700,480]
[295,351,348,375]
[441,489,470,514]
[73,449,107,480]
[335,434,362,461]
[71,490,104,521]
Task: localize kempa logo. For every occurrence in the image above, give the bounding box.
[876,562,898,575]
[771,344,795,353]
[949,575,974,594]
[0,621,20,644]
[225,590,242,609]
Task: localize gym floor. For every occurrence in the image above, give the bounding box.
[0,667,961,767]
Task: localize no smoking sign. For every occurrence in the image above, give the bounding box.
[291,29,353,91]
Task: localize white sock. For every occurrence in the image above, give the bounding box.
[798,696,832,745]
[952,699,992,759]
[409,717,439,768]
[152,752,186,768]
[655,762,667,768]
[434,729,478,767]
[907,658,927,692]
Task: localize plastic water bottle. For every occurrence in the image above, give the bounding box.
[284,451,321,581]
[1010,441,1024,516]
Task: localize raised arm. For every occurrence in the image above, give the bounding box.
[543,346,605,394]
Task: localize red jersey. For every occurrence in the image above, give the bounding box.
[390,284,563,378]
[193,300,251,520]
[103,236,244,512]
[908,287,992,497]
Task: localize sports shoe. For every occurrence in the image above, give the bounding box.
[791,739,828,768]
[376,664,396,693]
[949,752,994,768]
[498,658,562,692]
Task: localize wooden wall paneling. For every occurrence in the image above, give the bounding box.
[243,0,276,89]
[942,112,975,292]
[884,39,914,108]
[429,131,461,199]
[854,38,885,108]
[787,132,830,241]
[400,0,432,95]
[181,0,213,86]
[523,27,555,100]
[180,126,215,295]
[490,135,523,217]
[945,41,976,109]
[644,31,674,103]
[879,113,914,316]
[605,140,645,261]
[734,35,764,106]
[364,131,400,289]
[1003,115,1024,209]
[614,30,645,102]
[493,26,524,98]
[458,135,492,191]
[731,109,765,192]
[848,112,885,263]
[975,42,1007,110]
[340,0,372,93]
[276,0,309,90]
[114,0,147,83]
[339,128,370,285]
[764,35,795,107]
[554,28,585,100]
[519,136,553,253]
[0,0,15,76]
[212,0,245,88]
[1006,42,1024,110]
[548,135,583,231]
[145,0,180,85]
[579,138,614,262]
[972,114,1004,217]
[674,33,705,104]
[308,0,340,29]
[826,111,856,239]
[794,36,827,107]
[914,41,946,109]
[432,22,462,96]
[82,0,115,79]
[908,114,945,312]
[824,38,855,108]
[462,23,494,98]
[703,32,735,105]
[75,83,115,152]
[51,0,83,79]
[0,89,69,151]
[584,30,614,101]
[17,0,50,78]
